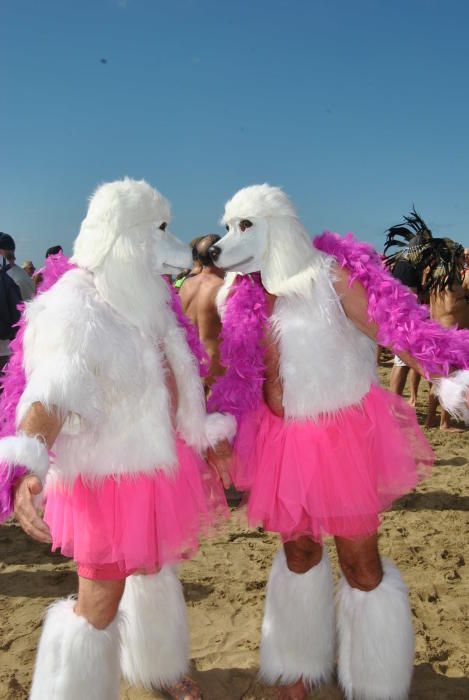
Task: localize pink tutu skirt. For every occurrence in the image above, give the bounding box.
[45,439,228,577]
[232,385,433,542]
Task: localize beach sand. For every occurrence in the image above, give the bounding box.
[1,366,468,699]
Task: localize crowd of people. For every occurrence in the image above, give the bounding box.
[0,182,468,700]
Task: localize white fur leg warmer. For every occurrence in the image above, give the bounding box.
[434,370,469,424]
[120,567,189,689]
[337,559,415,700]
[30,598,121,700]
[260,549,334,687]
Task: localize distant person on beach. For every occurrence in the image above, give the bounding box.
[179,234,225,393]
[33,245,63,289]
[425,240,469,430]
[22,260,36,277]
[384,211,430,405]
[0,233,35,374]
[0,233,35,302]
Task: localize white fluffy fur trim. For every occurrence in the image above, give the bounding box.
[120,568,189,688]
[337,558,415,700]
[260,548,334,686]
[204,412,237,447]
[216,272,238,319]
[434,370,469,424]
[30,598,121,700]
[0,435,49,483]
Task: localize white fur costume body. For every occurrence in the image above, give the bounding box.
[215,184,417,699]
[11,179,235,700]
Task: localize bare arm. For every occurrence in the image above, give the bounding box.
[14,403,62,543]
[333,265,425,376]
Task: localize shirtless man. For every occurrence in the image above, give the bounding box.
[426,244,469,429]
[179,234,225,392]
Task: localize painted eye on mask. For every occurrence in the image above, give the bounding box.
[159,222,167,231]
[239,219,253,232]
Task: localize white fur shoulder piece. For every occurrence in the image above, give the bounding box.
[434,370,469,424]
[216,272,238,319]
[0,434,49,483]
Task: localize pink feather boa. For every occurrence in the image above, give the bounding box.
[0,259,206,522]
[314,232,469,377]
[210,232,469,420]
[207,273,267,420]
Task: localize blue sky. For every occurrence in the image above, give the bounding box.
[2,0,469,264]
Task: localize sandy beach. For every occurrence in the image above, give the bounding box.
[1,366,468,700]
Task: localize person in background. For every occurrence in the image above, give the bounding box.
[384,212,432,405]
[0,233,35,302]
[0,233,35,373]
[179,234,225,393]
[22,260,36,277]
[424,240,469,430]
[33,245,63,289]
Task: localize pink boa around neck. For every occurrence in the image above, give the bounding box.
[210,231,469,421]
[207,273,267,421]
[0,258,206,522]
[314,232,469,377]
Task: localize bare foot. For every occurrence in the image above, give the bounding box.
[440,425,466,433]
[408,397,416,408]
[278,678,308,700]
[165,676,202,700]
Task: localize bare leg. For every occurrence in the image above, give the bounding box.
[335,533,382,590]
[75,576,125,628]
[277,537,324,700]
[408,370,421,407]
[389,365,409,396]
[425,384,440,428]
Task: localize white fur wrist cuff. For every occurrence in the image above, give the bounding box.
[0,435,50,483]
[434,370,469,424]
[204,413,237,447]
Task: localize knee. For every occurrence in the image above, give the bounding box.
[284,538,323,574]
[340,557,383,591]
[76,578,125,629]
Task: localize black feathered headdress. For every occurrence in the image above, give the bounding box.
[384,209,464,293]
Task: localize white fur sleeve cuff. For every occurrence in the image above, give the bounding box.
[204,413,237,448]
[0,435,50,483]
[434,370,469,424]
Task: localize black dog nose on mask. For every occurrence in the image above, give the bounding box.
[208,245,221,262]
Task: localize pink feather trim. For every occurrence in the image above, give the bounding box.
[314,231,469,377]
[0,253,74,521]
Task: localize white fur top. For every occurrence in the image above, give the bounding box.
[18,268,214,482]
[272,253,377,419]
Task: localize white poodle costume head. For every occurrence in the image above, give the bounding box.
[72,178,191,332]
[216,184,317,295]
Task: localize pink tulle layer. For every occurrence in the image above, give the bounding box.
[45,440,228,576]
[232,385,433,542]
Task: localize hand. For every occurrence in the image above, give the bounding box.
[206,439,233,489]
[14,474,51,544]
